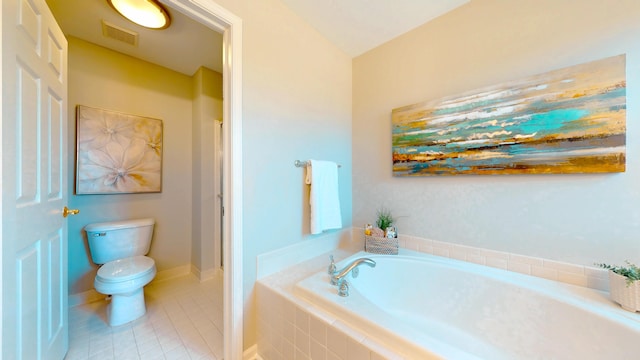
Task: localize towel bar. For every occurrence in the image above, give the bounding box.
[295,160,341,168]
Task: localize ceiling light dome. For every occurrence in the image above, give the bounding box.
[107,0,171,29]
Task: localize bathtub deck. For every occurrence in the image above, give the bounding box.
[257,248,408,360]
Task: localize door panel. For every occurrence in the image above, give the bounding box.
[46,230,64,347]
[48,93,63,197]
[17,62,41,203]
[3,0,68,358]
[16,243,41,360]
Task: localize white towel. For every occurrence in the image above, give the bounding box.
[306,160,342,234]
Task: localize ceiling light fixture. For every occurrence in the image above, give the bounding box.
[107,0,171,29]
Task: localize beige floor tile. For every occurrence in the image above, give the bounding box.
[66,274,223,360]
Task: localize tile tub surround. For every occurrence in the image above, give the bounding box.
[256,250,401,360]
[257,228,357,280]
[385,231,610,292]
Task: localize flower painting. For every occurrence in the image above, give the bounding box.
[76,106,163,194]
[392,55,626,176]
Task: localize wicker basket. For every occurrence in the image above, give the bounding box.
[365,235,398,255]
[608,270,640,312]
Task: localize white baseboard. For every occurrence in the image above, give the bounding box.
[154,264,192,282]
[190,264,221,282]
[243,344,261,360]
[69,289,104,308]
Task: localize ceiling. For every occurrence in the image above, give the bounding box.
[46,0,469,76]
[280,0,470,57]
[46,0,223,76]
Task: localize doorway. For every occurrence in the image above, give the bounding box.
[129,2,245,357]
[0,0,243,359]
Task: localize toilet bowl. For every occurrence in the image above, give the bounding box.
[85,218,156,326]
[94,256,157,326]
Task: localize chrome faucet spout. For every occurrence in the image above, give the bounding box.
[331,257,376,285]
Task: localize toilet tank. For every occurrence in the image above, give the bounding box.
[85,218,155,265]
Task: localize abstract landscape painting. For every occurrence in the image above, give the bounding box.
[76,106,163,194]
[392,55,626,176]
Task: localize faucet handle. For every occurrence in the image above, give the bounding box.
[328,255,337,275]
[337,279,349,297]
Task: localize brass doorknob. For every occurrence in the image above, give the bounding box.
[63,206,80,218]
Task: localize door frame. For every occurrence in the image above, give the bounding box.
[164,1,244,359]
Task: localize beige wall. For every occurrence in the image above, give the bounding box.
[353,0,640,267]
[212,0,353,348]
[67,37,195,294]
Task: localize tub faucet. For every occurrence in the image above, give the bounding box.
[330,257,376,286]
[328,255,337,275]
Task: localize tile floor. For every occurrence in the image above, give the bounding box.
[65,273,224,360]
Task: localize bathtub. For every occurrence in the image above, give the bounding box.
[293,250,640,359]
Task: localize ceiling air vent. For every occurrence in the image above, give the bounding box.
[102,20,138,46]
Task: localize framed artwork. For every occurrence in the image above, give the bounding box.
[392,54,626,176]
[75,105,163,194]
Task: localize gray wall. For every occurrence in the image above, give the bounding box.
[211,0,353,347]
[67,37,195,294]
[353,0,640,266]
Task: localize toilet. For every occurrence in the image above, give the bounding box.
[85,218,157,326]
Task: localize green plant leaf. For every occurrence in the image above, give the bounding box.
[596,261,640,286]
[375,208,395,230]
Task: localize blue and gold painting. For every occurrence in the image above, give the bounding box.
[392,55,626,176]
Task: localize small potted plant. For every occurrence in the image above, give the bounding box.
[364,208,398,254]
[597,261,640,312]
[375,208,395,237]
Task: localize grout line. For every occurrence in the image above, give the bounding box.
[67,274,224,360]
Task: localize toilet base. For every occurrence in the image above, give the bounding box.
[107,287,146,326]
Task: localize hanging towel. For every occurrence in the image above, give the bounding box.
[306,160,342,234]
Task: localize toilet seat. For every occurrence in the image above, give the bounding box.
[94,255,156,296]
[97,256,155,283]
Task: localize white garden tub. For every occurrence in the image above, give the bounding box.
[294,250,640,359]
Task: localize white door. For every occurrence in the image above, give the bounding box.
[2,0,70,358]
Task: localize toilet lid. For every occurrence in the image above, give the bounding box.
[97,256,155,283]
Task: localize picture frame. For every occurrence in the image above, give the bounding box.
[75,105,163,194]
